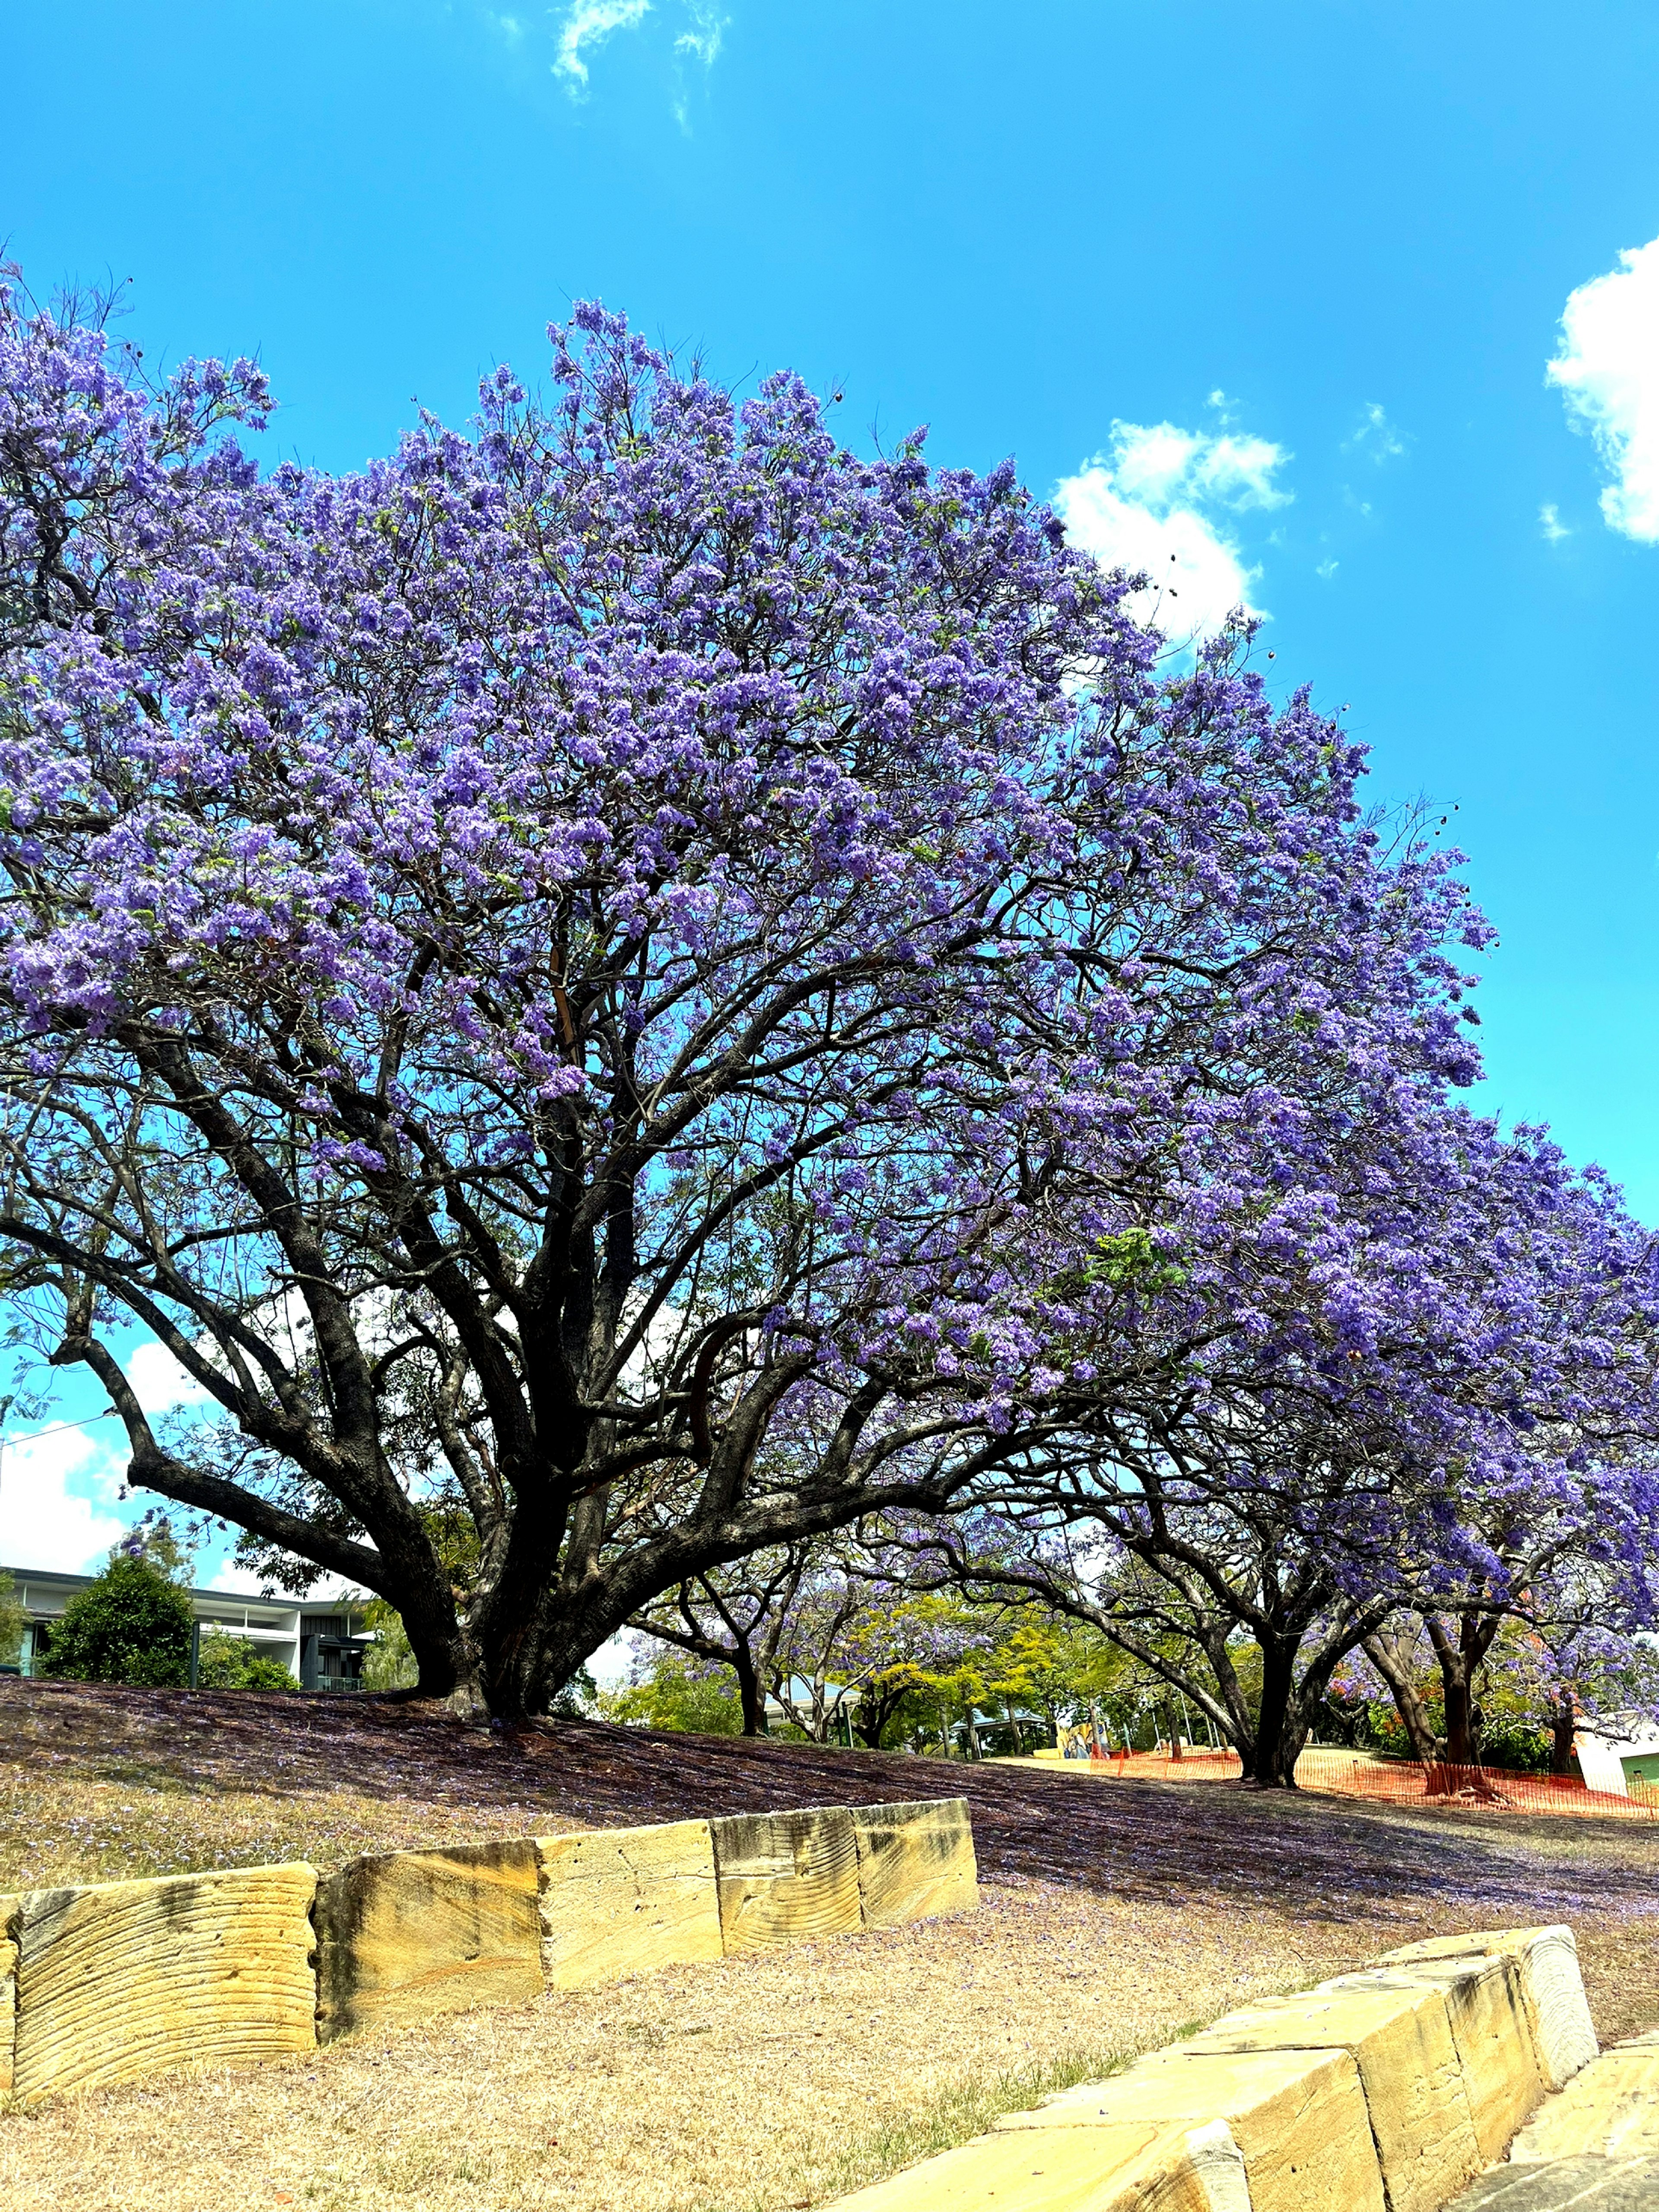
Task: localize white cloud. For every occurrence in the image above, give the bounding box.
[126,1339,220,1417]
[1549,235,1659,543]
[674,3,725,64]
[1540,502,1572,543]
[554,0,651,88]
[0,1423,126,1573]
[205,1559,360,1602]
[1345,402,1408,462]
[1054,416,1291,643]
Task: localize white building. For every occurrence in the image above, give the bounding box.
[4,1565,369,1691]
[1571,1717,1659,1798]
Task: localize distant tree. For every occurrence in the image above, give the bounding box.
[922,1113,1659,1785]
[637,1539,1009,1747]
[360,1599,420,1691]
[194,1629,296,1691]
[987,1616,1130,1744]
[42,1554,194,1686]
[631,1547,808,1735]
[599,1643,744,1735]
[0,1568,23,1666]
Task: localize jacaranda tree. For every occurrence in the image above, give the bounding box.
[924,1108,1659,1782]
[0,270,1620,1721]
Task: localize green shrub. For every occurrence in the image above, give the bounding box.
[195,1630,296,1691]
[598,1649,743,1733]
[0,1569,23,1668]
[43,1556,195,1686]
[1476,1719,1554,1774]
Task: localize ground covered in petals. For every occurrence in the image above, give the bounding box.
[6,1681,1659,2212]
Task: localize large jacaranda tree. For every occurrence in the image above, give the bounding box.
[0,272,1601,1720]
[926,1109,1659,1782]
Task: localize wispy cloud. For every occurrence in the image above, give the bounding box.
[1549,235,1659,543]
[674,3,725,65]
[553,0,652,90]
[1540,502,1572,544]
[1345,401,1408,463]
[1053,411,1291,643]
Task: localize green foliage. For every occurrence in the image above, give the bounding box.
[1081,1227,1188,1294]
[360,1599,420,1691]
[1477,1718,1553,1773]
[550,1665,597,1717]
[112,1513,195,1586]
[1051,1228,1188,1301]
[43,1556,195,1687]
[988,1618,1132,1726]
[194,1630,296,1692]
[0,1568,22,1666]
[599,1648,744,1735]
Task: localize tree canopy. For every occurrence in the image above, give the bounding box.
[4,270,1658,1746]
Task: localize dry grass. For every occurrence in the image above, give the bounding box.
[2,1876,1403,2212]
[7,1680,1659,2210]
[0,1683,597,1889]
[0,1749,586,1890]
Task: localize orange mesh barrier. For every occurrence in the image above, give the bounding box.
[1074,1746,1243,1781]
[1062,1743,1657,1818]
[1293,1748,1659,1821]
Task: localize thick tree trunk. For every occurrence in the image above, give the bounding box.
[1361,1630,1441,1764]
[1246,1634,1360,1786]
[1442,1672,1477,1765]
[734,1644,767,1736]
[1248,1641,1305,1786]
[1425,1611,1499,1767]
[1549,1689,1577,1777]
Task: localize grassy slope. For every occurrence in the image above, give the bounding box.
[7,1681,1659,2212]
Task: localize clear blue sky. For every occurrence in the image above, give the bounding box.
[5,0,1659,1572]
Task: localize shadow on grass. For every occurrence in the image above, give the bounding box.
[9,1678,1659,1931]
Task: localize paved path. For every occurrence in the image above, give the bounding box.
[1446,2037,1659,2209]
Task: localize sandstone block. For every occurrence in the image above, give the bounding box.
[312,1837,541,2041]
[1182,1980,1481,2212]
[822,2117,1250,2211]
[1002,2042,1385,2212]
[0,1891,19,2098]
[709,1805,862,1955]
[535,1821,724,1989]
[1335,1959,1543,2161]
[1506,2040,1659,2163]
[1371,1926,1598,2091]
[850,1798,978,1928]
[12,1863,317,2102]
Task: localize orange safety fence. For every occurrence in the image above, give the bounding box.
[1071,1745,1243,1782]
[1061,1740,1658,1819]
[1294,1748,1659,1821]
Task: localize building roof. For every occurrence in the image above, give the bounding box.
[3,1564,362,1627]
